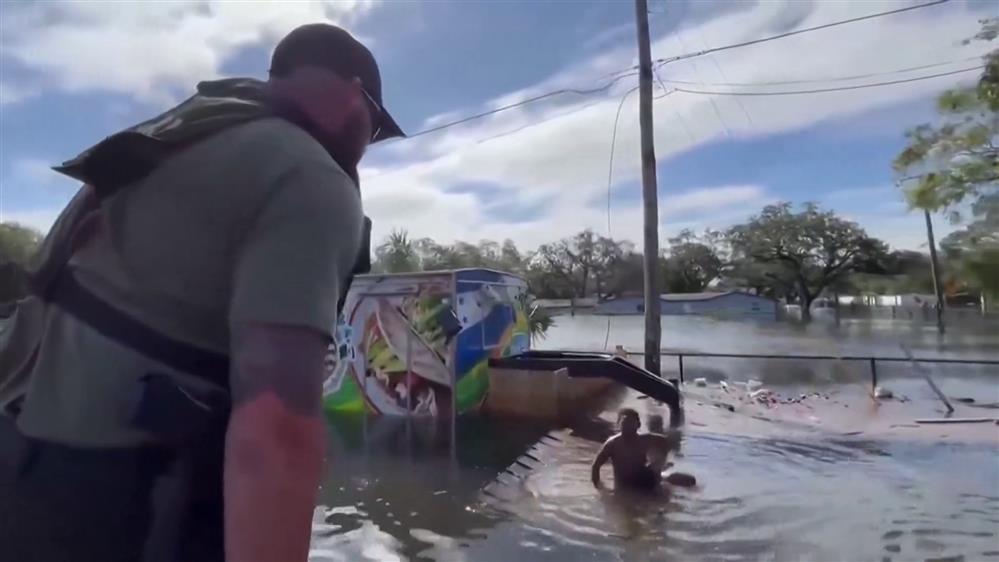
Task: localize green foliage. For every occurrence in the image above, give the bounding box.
[663,229,723,293]
[0,222,42,266]
[725,202,888,318]
[526,303,555,342]
[373,229,418,273]
[0,222,43,303]
[532,229,629,299]
[940,193,999,297]
[894,18,999,211]
[370,202,932,327]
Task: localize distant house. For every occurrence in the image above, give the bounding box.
[534,298,597,314]
[594,292,777,320]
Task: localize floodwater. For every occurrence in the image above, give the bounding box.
[312,316,999,562]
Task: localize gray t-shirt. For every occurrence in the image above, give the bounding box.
[17,118,363,447]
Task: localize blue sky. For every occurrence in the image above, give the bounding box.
[0,0,994,252]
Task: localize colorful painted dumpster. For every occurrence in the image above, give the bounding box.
[323,269,531,417]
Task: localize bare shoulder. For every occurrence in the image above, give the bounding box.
[602,434,621,449]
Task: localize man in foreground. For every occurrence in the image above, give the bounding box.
[0,23,401,562]
[591,408,696,492]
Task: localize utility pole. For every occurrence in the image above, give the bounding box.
[634,0,662,375]
[923,209,946,334]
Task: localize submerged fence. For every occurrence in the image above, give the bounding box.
[631,350,999,390]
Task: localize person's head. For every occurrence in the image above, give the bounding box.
[268,24,404,171]
[618,408,641,436]
[646,414,665,434]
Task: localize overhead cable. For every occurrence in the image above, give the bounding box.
[397,0,951,140]
[671,65,983,96]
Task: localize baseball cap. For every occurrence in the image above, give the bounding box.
[270,23,404,142]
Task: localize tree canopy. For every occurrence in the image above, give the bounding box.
[893,18,998,211]
[367,202,910,322]
[940,193,999,300]
[725,203,887,318]
[0,222,43,303]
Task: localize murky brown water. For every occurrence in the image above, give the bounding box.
[311,317,999,562]
[311,412,999,562]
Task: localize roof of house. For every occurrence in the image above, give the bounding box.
[661,291,773,302]
[535,298,597,307]
[599,291,774,304]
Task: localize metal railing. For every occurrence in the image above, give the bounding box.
[633,350,999,390]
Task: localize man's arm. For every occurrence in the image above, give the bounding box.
[225,323,328,562]
[591,438,614,488]
[222,157,363,562]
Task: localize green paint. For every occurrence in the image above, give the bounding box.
[324,375,365,413]
[456,360,490,413]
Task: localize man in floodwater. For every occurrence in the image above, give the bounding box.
[591,408,694,491]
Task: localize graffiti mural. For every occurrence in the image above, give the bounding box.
[324,269,529,417]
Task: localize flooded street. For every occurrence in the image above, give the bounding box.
[312,315,998,561]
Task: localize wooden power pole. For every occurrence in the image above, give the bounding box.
[923,209,946,334]
[634,0,662,375]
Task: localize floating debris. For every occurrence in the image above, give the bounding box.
[874,386,894,399]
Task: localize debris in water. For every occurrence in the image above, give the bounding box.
[916,417,997,424]
[433,490,447,495]
[953,397,975,404]
[874,386,894,399]
[694,377,707,387]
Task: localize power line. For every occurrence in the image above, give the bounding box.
[606,85,640,238]
[675,29,731,137]
[395,0,951,141]
[696,27,755,128]
[652,0,951,69]
[404,71,637,139]
[661,56,984,87]
[671,65,983,96]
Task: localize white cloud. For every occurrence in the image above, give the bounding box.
[663,185,766,217]
[0,1,376,106]
[356,0,986,251]
[0,81,34,106]
[1,0,989,253]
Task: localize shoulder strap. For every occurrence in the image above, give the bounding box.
[29,187,231,388]
[48,272,230,388]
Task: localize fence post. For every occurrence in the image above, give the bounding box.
[869,358,878,391]
[678,355,685,383]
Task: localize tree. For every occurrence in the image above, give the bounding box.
[893,18,998,212]
[374,229,419,273]
[663,229,722,293]
[727,203,888,320]
[940,193,999,305]
[533,229,628,299]
[499,239,524,273]
[0,222,43,303]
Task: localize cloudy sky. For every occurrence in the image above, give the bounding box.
[0,0,994,253]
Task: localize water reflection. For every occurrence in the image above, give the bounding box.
[312,409,998,562]
[312,316,998,561]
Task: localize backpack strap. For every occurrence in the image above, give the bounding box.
[47,271,231,388]
[28,185,232,388]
